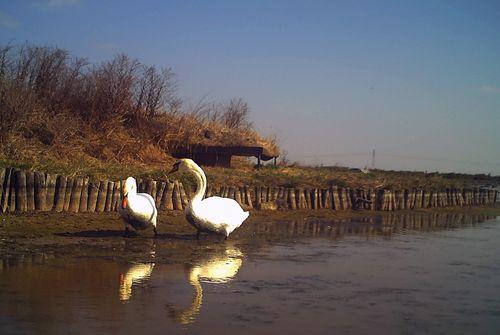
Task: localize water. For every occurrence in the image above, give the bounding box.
[1,212,500,334]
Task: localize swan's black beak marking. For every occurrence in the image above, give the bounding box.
[168,162,180,175]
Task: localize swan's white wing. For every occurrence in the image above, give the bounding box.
[196,197,247,223]
[120,193,157,228]
[192,197,249,235]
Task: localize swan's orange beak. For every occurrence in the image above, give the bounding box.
[121,196,128,209]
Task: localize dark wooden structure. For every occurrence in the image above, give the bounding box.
[172,145,278,168]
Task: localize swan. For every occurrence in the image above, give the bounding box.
[118,177,158,236]
[119,262,155,301]
[169,159,249,238]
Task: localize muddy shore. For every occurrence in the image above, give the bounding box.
[1,207,499,264]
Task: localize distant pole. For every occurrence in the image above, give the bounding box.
[371,149,375,169]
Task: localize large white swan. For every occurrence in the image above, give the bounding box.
[118,177,158,236]
[169,159,249,238]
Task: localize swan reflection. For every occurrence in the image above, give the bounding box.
[119,263,155,301]
[168,246,244,324]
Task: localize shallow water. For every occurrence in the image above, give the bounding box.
[1,212,500,335]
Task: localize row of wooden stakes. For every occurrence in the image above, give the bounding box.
[0,167,498,213]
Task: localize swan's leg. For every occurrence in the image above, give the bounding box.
[153,226,158,237]
[123,225,132,237]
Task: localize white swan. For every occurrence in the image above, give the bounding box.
[119,262,155,301]
[169,159,249,238]
[118,177,158,236]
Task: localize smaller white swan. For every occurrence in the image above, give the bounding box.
[118,177,158,236]
[169,159,249,238]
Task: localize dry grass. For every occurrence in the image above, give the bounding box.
[0,43,278,179]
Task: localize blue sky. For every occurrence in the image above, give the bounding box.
[1,0,499,174]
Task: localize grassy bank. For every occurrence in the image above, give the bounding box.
[1,155,499,191]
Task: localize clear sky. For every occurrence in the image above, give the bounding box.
[1,0,499,174]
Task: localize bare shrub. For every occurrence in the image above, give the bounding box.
[0,42,280,168]
[221,98,252,130]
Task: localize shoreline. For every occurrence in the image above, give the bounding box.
[1,207,499,263]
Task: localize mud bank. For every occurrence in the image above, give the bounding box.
[1,207,499,263]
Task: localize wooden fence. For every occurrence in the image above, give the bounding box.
[0,167,497,213]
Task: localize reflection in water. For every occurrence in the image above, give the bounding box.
[242,212,497,240]
[119,263,155,301]
[0,212,498,334]
[168,246,244,325]
[0,252,54,273]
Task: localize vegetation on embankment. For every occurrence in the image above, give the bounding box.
[0,43,498,190]
[0,43,277,181]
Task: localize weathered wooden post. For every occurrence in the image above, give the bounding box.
[156,181,166,208]
[1,168,12,213]
[161,181,174,210]
[272,187,279,201]
[234,187,243,205]
[414,190,421,208]
[179,182,189,208]
[205,185,212,198]
[54,175,67,212]
[423,191,430,208]
[62,177,73,212]
[244,186,253,209]
[34,171,47,211]
[137,178,145,193]
[14,170,27,212]
[254,186,262,209]
[340,188,348,210]
[95,180,108,212]
[369,189,377,211]
[331,186,340,210]
[150,180,157,201]
[69,177,83,213]
[0,168,4,210]
[302,188,309,209]
[288,188,297,210]
[220,186,227,198]
[295,188,304,209]
[388,190,394,211]
[104,181,114,212]
[26,171,35,211]
[317,189,323,209]
[87,181,99,212]
[45,174,56,211]
[172,181,183,210]
[8,170,17,212]
[110,180,120,211]
[281,187,289,209]
[79,178,89,212]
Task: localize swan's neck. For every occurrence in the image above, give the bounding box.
[190,164,207,204]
